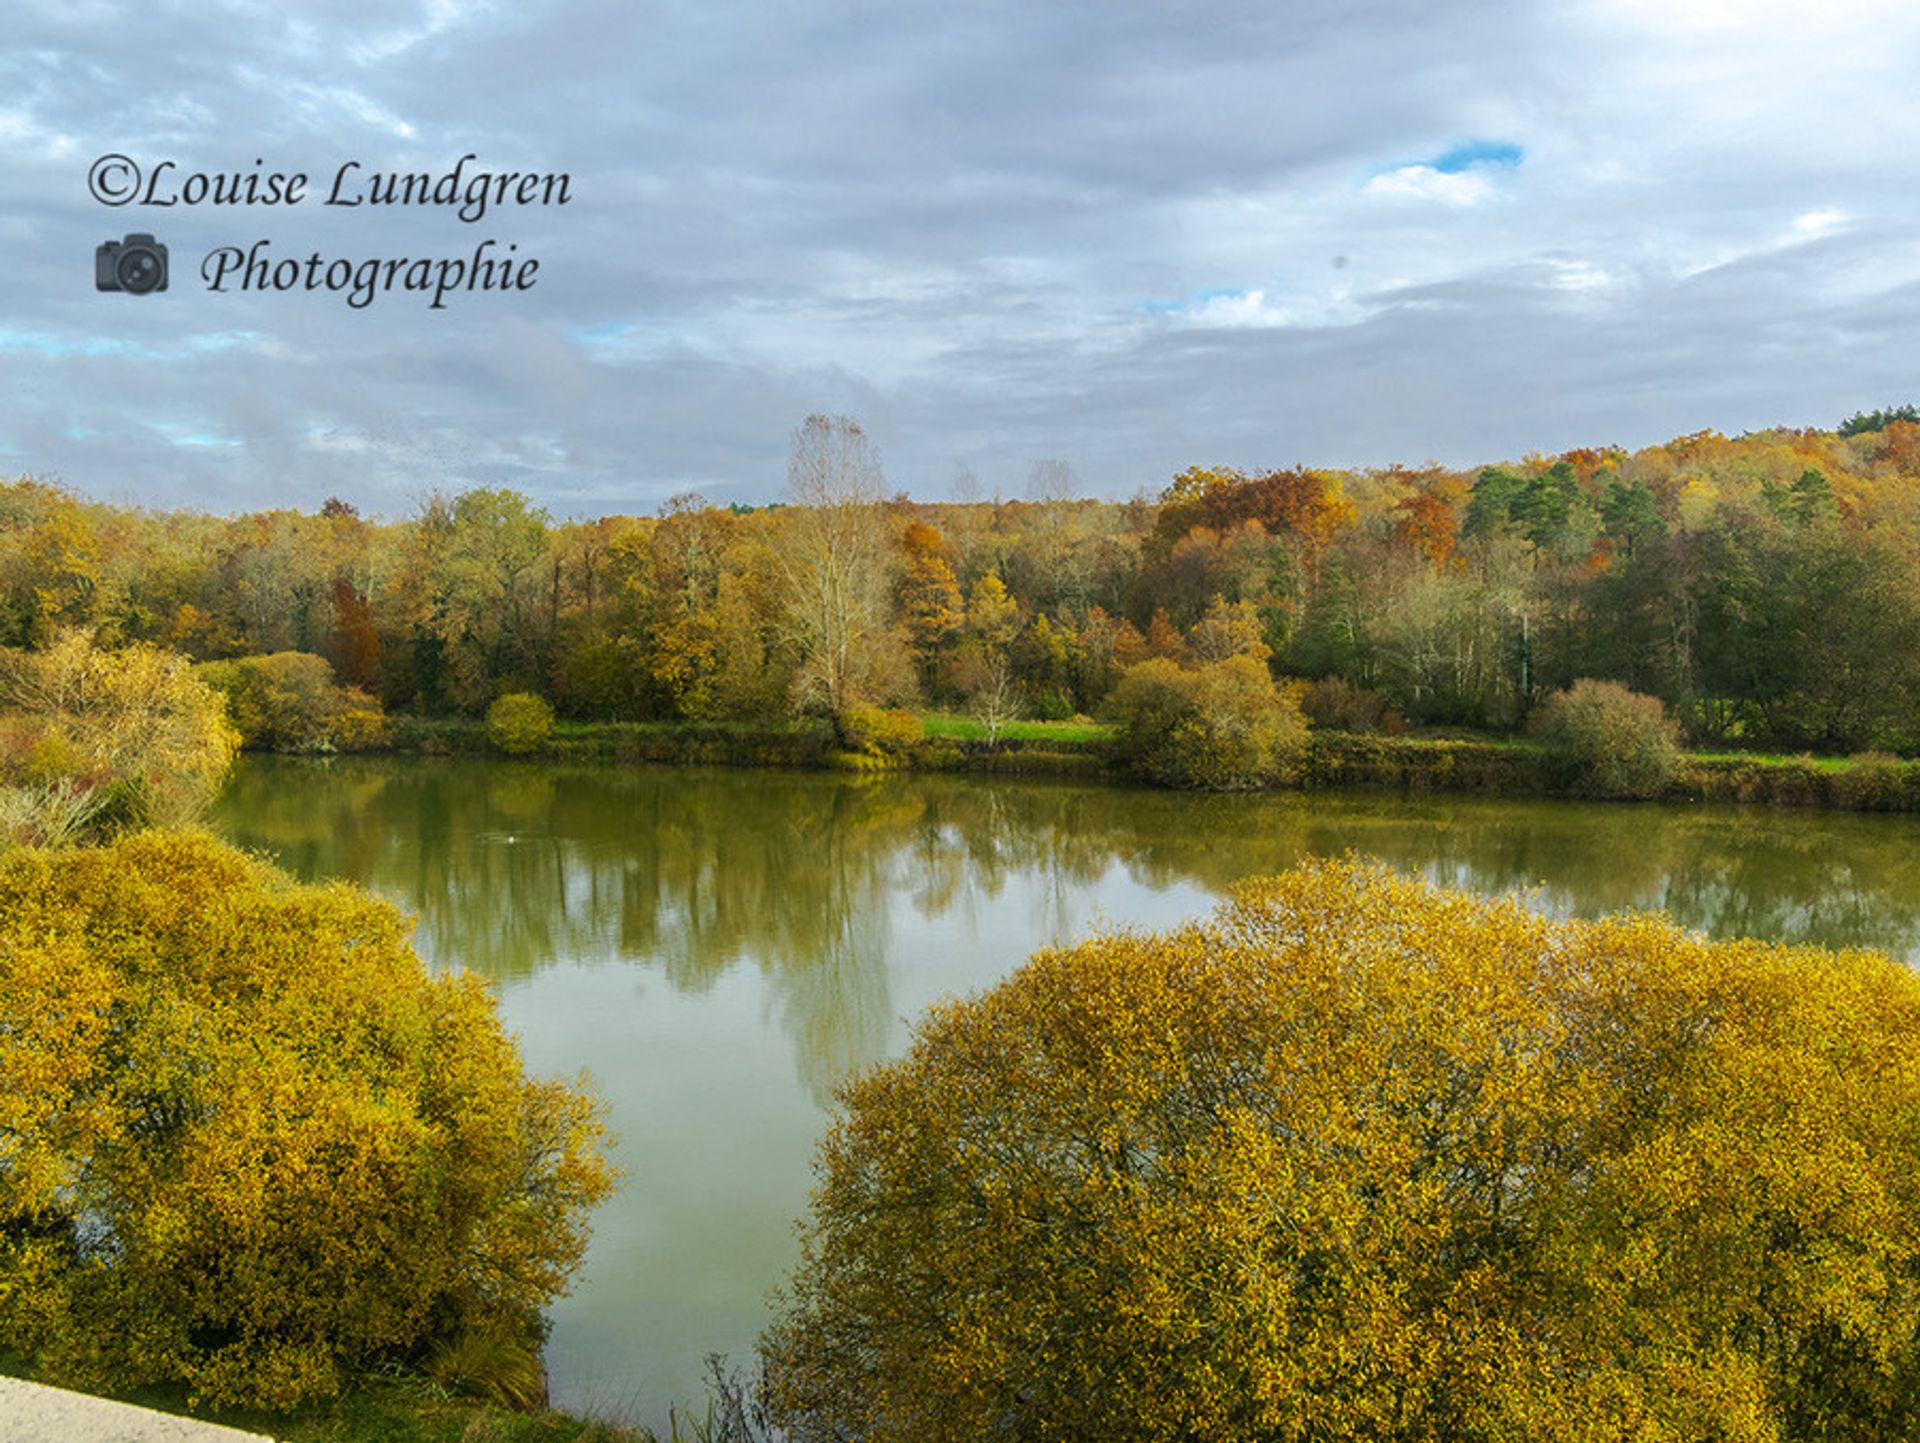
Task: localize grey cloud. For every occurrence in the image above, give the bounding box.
[0,0,1913,513]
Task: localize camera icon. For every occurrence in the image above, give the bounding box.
[96,233,168,294]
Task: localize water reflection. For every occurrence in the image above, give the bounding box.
[220,756,1920,998]
[210,757,1920,1429]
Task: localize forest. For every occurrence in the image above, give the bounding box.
[6,409,1920,756]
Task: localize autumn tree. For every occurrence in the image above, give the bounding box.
[763,859,1920,1442]
[897,522,964,680]
[1187,595,1271,664]
[776,415,909,716]
[946,570,1021,735]
[0,830,613,1409]
[0,480,100,648]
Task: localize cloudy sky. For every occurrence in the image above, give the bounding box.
[4,0,1918,515]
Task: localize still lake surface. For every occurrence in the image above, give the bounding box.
[211,755,1920,1431]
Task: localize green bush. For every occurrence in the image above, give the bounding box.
[1529,678,1680,799]
[1107,655,1306,790]
[0,831,613,1409]
[762,859,1920,1441]
[1026,688,1074,722]
[1834,751,1913,811]
[486,693,555,755]
[836,704,924,758]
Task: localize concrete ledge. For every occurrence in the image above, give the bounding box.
[0,1376,275,1443]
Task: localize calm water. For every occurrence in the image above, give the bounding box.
[210,756,1920,1431]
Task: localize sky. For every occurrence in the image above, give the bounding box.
[4,0,1919,516]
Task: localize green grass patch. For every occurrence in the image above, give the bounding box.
[1686,749,1851,772]
[919,712,1114,744]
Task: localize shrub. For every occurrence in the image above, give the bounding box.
[486,692,556,755]
[1834,751,1913,812]
[1107,655,1306,790]
[0,830,613,1408]
[196,652,380,753]
[836,704,923,757]
[0,631,238,845]
[333,707,391,752]
[1300,675,1386,733]
[1026,687,1074,721]
[761,859,1920,1441]
[1529,677,1681,799]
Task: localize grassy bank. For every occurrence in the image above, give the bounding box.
[354,714,1920,813]
[233,1380,648,1443]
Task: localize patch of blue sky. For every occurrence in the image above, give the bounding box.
[1139,287,1247,313]
[572,320,637,347]
[0,329,265,359]
[183,331,267,353]
[1429,139,1523,173]
[0,329,154,358]
[145,420,241,448]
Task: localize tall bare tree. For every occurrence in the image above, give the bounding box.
[776,414,900,715]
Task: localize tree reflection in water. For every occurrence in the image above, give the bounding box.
[218,757,1920,1105]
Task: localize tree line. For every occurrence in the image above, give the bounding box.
[7,411,1920,753]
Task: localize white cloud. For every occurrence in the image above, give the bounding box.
[1789,208,1848,242]
[1363,164,1497,206]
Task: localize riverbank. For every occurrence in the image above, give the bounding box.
[366,714,1920,814]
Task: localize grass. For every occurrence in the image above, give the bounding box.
[549,718,824,739]
[254,1379,650,1443]
[1687,749,1853,772]
[919,712,1114,744]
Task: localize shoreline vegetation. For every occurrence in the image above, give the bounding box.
[10,412,1920,807]
[347,711,1920,814]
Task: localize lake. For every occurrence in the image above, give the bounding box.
[210,756,1920,1432]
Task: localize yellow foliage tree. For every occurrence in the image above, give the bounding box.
[0,830,613,1409]
[0,630,239,845]
[762,859,1920,1441]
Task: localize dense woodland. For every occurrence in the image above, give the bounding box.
[8,411,1920,753]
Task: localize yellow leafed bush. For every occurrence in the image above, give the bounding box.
[487,691,556,755]
[1107,654,1307,789]
[0,630,239,845]
[761,858,1920,1441]
[0,830,613,1409]
[195,651,385,753]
